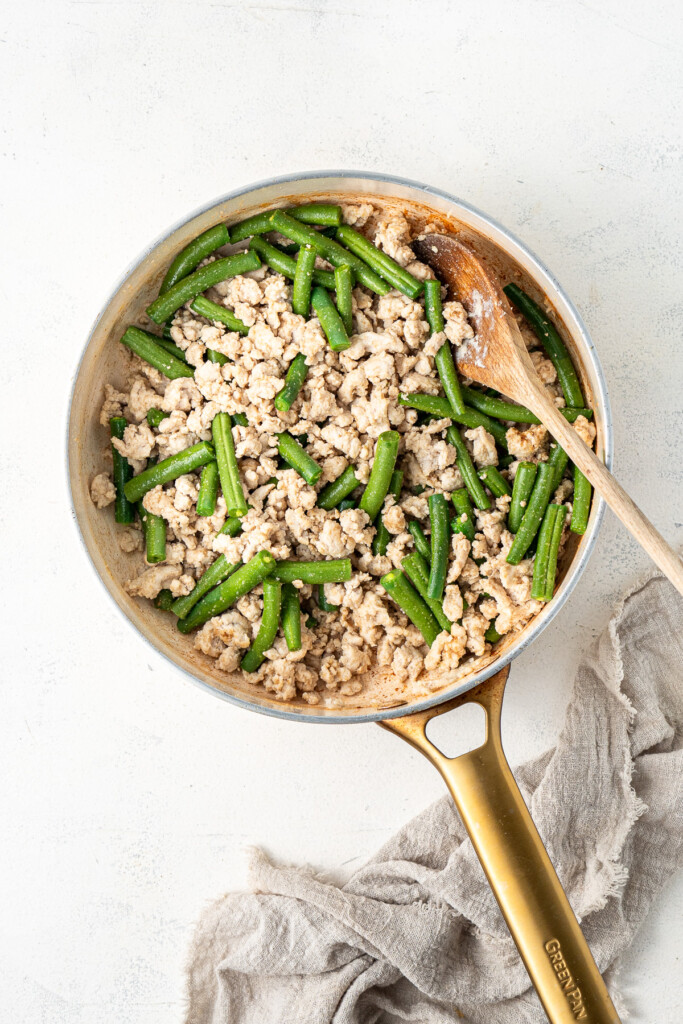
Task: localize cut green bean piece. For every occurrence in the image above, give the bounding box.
[423,279,445,333]
[407,520,432,563]
[359,431,400,521]
[160,223,230,295]
[435,340,466,415]
[270,211,391,295]
[241,578,282,672]
[401,552,452,633]
[292,244,316,317]
[206,348,228,366]
[506,461,557,565]
[316,465,360,510]
[110,416,135,523]
[317,585,339,613]
[427,493,450,600]
[273,559,352,584]
[196,461,219,517]
[451,488,476,541]
[277,432,322,485]
[531,504,560,601]
[218,516,243,538]
[461,385,592,425]
[380,569,441,647]
[504,284,584,408]
[171,555,239,619]
[229,210,277,244]
[248,236,336,288]
[547,441,569,490]
[372,470,403,556]
[338,498,357,511]
[231,412,248,427]
[274,353,308,413]
[484,624,503,644]
[147,407,169,429]
[570,466,592,535]
[311,286,350,351]
[177,551,277,633]
[121,326,194,380]
[399,393,508,449]
[334,264,353,334]
[146,250,261,324]
[190,295,249,335]
[138,459,166,563]
[212,413,248,517]
[478,465,512,498]
[305,615,318,629]
[281,583,302,651]
[155,334,190,363]
[123,441,215,504]
[508,462,538,533]
[544,504,567,601]
[154,589,174,610]
[289,203,343,226]
[335,224,423,299]
[445,426,490,511]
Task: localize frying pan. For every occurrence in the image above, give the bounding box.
[68,172,619,1022]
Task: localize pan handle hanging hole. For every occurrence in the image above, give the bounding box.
[424,702,487,759]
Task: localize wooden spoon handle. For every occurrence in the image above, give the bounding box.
[532,396,683,596]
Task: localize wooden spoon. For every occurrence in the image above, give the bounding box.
[413,234,683,596]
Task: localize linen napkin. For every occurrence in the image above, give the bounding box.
[185,572,683,1023]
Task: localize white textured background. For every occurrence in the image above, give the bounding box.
[2,1,682,1021]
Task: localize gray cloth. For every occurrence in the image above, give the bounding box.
[185,573,683,1023]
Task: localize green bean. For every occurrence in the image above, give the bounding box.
[398,393,508,449]
[137,460,166,563]
[109,416,135,523]
[544,504,567,601]
[316,465,360,510]
[289,203,342,226]
[427,493,450,599]
[318,585,339,612]
[277,432,322,485]
[334,264,353,334]
[305,614,318,629]
[190,295,249,335]
[338,498,357,511]
[445,426,490,510]
[570,466,592,535]
[504,284,584,408]
[401,552,452,633]
[547,441,569,489]
[147,407,169,429]
[499,454,515,469]
[146,250,261,324]
[177,550,277,633]
[531,504,562,601]
[359,431,400,521]
[171,555,239,619]
[196,461,219,517]
[120,326,194,380]
[274,353,308,413]
[218,516,243,538]
[155,334,191,364]
[281,583,302,651]
[311,286,350,351]
[478,465,511,498]
[380,569,441,647]
[160,223,230,295]
[423,279,445,333]
[123,441,215,504]
[451,488,476,541]
[407,520,432,563]
[461,385,592,425]
[154,589,174,610]
[206,348,228,366]
[270,211,391,295]
[232,412,248,427]
[506,461,557,564]
[484,624,503,644]
[229,210,277,244]
[372,470,403,556]
[248,236,336,289]
[335,224,423,299]
[508,462,538,533]
[292,244,316,317]
[211,413,248,517]
[241,578,282,672]
[273,559,352,584]
[435,341,466,416]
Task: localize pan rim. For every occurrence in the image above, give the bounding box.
[66,169,612,724]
